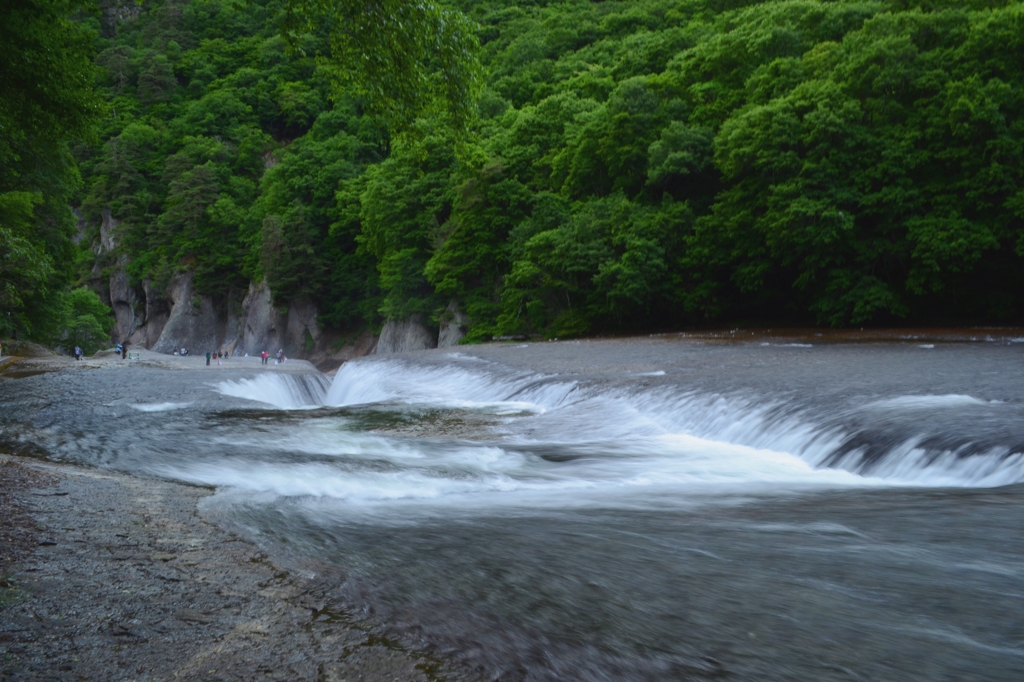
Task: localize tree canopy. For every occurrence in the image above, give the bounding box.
[0,0,105,340]
[9,0,1024,348]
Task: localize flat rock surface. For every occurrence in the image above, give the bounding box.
[0,455,457,681]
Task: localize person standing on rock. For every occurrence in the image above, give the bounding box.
[74,346,82,361]
[206,351,211,366]
[121,340,129,360]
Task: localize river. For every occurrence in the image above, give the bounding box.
[2,335,1023,680]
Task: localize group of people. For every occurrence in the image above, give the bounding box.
[201,348,285,366]
[259,349,286,365]
[205,350,230,366]
[67,342,291,365]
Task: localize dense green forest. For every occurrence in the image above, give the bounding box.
[5,0,1024,348]
[1,0,113,348]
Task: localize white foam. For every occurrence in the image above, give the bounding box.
[216,373,330,409]
[325,357,576,412]
[165,431,884,518]
[865,394,988,410]
[131,402,191,412]
[212,357,1024,496]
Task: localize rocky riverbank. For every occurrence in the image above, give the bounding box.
[0,354,474,681]
[0,454,466,682]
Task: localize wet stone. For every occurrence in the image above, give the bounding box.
[0,456,475,682]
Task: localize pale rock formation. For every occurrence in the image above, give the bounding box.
[109,267,141,343]
[375,314,437,354]
[150,272,224,354]
[285,297,320,353]
[437,299,469,348]
[139,281,171,348]
[91,201,379,366]
[99,209,144,344]
[239,279,287,356]
[99,207,119,253]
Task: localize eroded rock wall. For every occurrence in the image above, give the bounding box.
[102,267,453,366]
[239,280,286,356]
[150,272,227,354]
[437,299,468,348]
[92,197,438,367]
[109,267,141,343]
[375,314,437,355]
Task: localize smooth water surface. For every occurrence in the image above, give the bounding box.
[2,337,1023,680]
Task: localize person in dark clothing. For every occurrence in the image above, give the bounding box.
[121,340,129,360]
[206,351,211,366]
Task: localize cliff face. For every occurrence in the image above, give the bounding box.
[103,265,379,370]
[375,314,437,355]
[372,300,469,355]
[96,210,467,366]
[108,280,471,364]
[437,300,468,348]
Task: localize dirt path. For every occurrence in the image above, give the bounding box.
[0,455,463,681]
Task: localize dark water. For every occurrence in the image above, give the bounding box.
[2,337,1023,680]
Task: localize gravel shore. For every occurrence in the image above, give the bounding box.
[0,454,458,681]
[0,354,463,682]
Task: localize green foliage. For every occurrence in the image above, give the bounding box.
[79,0,342,299]
[60,287,115,354]
[357,127,456,319]
[281,0,483,134]
[0,0,102,341]
[425,158,533,340]
[695,2,1024,324]
[0,0,104,165]
[65,0,1024,343]
[0,193,56,337]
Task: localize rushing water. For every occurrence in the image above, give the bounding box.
[2,337,1023,680]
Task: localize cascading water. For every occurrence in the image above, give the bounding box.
[211,350,1024,492]
[3,338,1023,680]
[216,372,332,409]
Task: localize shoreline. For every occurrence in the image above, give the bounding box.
[0,453,467,681]
[2,325,1022,386]
[3,331,1023,680]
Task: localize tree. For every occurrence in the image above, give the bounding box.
[0,193,55,338]
[0,0,104,166]
[281,0,482,133]
[0,0,107,341]
[60,288,115,354]
[357,128,455,319]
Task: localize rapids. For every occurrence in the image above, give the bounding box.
[2,336,1022,680]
